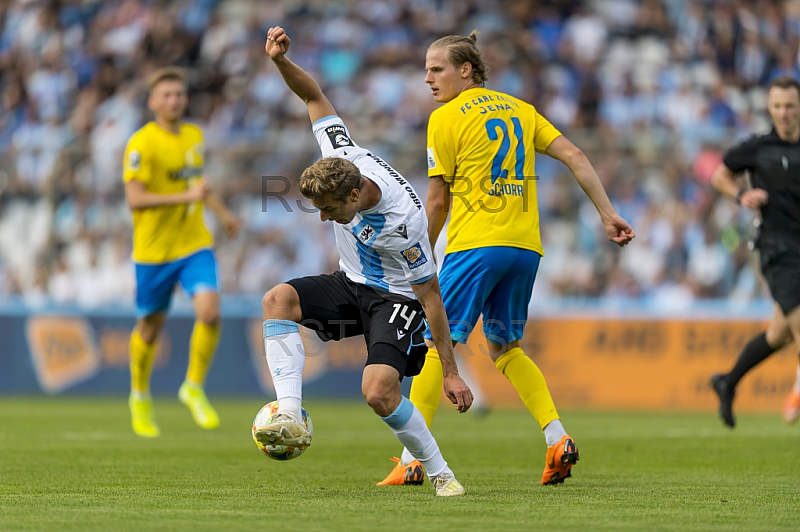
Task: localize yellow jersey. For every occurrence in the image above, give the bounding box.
[122,122,213,263]
[427,87,562,255]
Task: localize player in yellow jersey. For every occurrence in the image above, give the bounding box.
[123,67,241,437]
[379,32,635,486]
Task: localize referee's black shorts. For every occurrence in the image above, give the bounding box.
[286,271,428,379]
[758,236,800,315]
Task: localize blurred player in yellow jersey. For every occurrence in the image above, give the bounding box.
[379,32,635,486]
[122,67,241,437]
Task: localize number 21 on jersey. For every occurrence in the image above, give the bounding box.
[485,117,525,183]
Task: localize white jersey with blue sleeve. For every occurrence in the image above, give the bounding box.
[311,115,436,299]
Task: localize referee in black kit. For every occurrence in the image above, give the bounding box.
[710,76,800,428]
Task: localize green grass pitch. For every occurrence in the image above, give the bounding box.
[1,397,799,531]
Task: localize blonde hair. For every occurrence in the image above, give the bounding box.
[429,30,489,85]
[299,157,364,201]
[148,66,186,91]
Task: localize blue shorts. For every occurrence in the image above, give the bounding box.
[135,249,218,318]
[425,246,540,345]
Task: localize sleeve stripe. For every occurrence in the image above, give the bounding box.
[409,272,436,285]
[312,115,339,126]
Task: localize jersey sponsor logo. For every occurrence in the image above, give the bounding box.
[401,243,428,269]
[396,329,406,340]
[128,150,141,171]
[168,166,204,180]
[357,225,375,243]
[427,147,436,169]
[325,125,354,148]
[395,225,408,239]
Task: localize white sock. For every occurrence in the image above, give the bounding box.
[182,380,201,391]
[281,397,303,417]
[263,319,305,419]
[794,364,800,394]
[131,389,150,401]
[544,419,567,447]
[400,447,415,466]
[381,397,451,478]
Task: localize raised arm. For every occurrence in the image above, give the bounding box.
[265,26,336,124]
[545,135,635,247]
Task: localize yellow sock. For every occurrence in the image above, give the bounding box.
[186,321,220,386]
[408,347,443,427]
[495,347,559,430]
[130,330,156,394]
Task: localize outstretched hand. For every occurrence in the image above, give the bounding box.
[265,26,291,60]
[604,214,636,247]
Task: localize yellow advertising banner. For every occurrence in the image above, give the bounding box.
[459,318,796,412]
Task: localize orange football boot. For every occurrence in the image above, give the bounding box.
[376,457,425,486]
[541,435,580,485]
[782,390,800,424]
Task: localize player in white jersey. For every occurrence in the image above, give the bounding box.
[255,26,473,497]
[310,115,432,298]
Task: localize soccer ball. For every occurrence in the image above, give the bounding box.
[252,400,313,461]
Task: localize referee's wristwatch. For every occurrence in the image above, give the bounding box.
[734,189,746,204]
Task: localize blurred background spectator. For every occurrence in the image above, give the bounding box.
[0,0,791,310]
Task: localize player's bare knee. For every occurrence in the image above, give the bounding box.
[766,326,792,348]
[137,315,165,344]
[362,367,402,417]
[785,310,800,345]
[199,312,220,328]
[363,387,396,417]
[766,313,793,347]
[197,304,221,327]
[262,284,301,321]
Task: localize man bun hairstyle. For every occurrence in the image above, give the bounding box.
[429,29,489,85]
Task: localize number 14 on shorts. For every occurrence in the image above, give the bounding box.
[389,303,416,330]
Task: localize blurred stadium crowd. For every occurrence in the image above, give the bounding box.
[0,0,796,309]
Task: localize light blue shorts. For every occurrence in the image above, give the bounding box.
[135,249,218,317]
[425,246,540,345]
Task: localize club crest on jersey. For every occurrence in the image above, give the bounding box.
[401,243,427,269]
[325,125,354,148]
[357,225,375,244]
[128,150,141,171]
